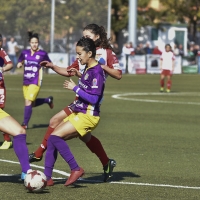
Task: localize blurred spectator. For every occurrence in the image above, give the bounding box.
[192,44,199,57]
[152,45,162,55]
[173,44,179,56]
[2,36,8,52]
[134,43,145,55]
[187,46,195,57]
[7,37,18,74]
[122,42,134,55]
[42,39,50,53]
[178,44,184,57]
[143,42,152,54]
[112,42,120,57]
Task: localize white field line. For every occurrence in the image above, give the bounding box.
[6,88,118,94]
[112,93,200,105]
[0,159,200,190]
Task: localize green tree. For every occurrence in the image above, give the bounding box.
[161,0,200,42]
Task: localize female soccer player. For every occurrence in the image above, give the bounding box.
[30,24,122,182]
[0,33,13,150]
[44,37,105,186]
[17,31,54,129]
[159,44,175,93]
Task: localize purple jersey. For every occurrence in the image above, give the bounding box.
[18,49,51,86]
[74,63,105,116]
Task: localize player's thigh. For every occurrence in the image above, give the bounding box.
[0,115,25,136]
[52,120,78,139]
[49,109,68,127]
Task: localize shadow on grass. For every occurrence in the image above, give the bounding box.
[51,171,140,186]
[30,124,49,129]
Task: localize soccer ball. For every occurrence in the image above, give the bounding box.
[24,169,47,192]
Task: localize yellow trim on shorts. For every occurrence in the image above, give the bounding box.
[63,112,100,136]
[0,108,10,120]
[23,84,40,101]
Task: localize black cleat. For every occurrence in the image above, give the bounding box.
[48,96,54,109]
[29,152,43,163]
[103,159,116,182]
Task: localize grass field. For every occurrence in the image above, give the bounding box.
[0,73,200,200]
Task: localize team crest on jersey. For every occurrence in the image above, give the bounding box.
[36,55,40,60]
[84,73,89,80]
[92,78,98,88]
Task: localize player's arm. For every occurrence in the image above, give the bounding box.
[63,79,100,104]
[17,51,25,68]
[3,62,13,72]
[160,59,163,70]
[40,60,79,77]
[67,68,82,78]
[101,65,122,80]
[0,50,13,72]
[171,54,175,72]
[101,50,122,80]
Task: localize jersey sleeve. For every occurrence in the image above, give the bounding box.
[0,49,12,66]
[106,49,121,71]
[67,59,79,70]
[18,50,25,63]
[43,52,52,62]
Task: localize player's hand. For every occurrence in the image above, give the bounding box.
[63,79,76,90]
[17,63,23,68]
[67,68,77,76]
[67,68,82,77]
[40,61,54,68]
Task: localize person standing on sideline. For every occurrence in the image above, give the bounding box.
[17,31,54,129]
[160,44,175,93]
[0,33,13,149]
[7,37,18,74]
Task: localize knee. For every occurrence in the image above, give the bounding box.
[49,116,59,128]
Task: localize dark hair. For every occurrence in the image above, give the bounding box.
[83,24,113,50]
[76,37,96,58]
[28,31,39,42]
[0,34,2,40]
[165,44,171,49]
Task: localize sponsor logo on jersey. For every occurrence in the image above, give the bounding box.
[24,73,35,78]
[36,55,40,60]
[92,78,98,88]
[25,66,38,72]
[84,73,89,80]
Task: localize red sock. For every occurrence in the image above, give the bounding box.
[86,135,109,167]
[160,79,164,87]
[34,126,55,158]
[167,80,171,90]
[3,133,11,141]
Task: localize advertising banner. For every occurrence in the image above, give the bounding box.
[182,57,198,74]
[127,55,146,74]
[146,54,160,74]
